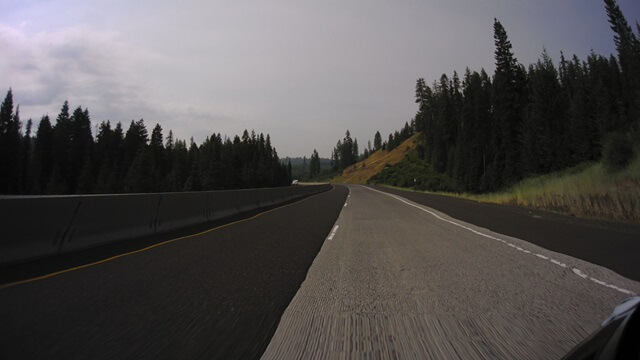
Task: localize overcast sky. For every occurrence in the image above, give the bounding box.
[2,0,639,158]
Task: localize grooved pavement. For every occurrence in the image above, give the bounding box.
[262,185,640,359]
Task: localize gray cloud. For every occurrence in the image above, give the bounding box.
[2,0,639,157]
[2,26,149,115]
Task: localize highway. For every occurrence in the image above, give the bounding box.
[0,186,348,359]
[2,184,639,359]
[262,185,640,359]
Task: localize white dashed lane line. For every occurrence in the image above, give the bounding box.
[363,186,636,296]
[327,225,340,241]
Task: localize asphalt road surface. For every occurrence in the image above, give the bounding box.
[0,186,348,360]
[371,185,640,282]
[2,183,639,359]
[262,184,640,359]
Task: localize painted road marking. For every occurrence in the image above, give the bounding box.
[0,186,337,290]
[327,225,340,241]
[363,186,636,296]
[551,259,567,268]
[573,268,589,279]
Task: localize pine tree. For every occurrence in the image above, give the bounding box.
[604,0,640,74]
[21,119,32,193]
[604,0,640,127]
[94,121,113,183]
[149,124,165,191]
[521,49,564,175]
[32,115,54,193]
[124,119,148,157]
[111,122,125,192]
[374,131,382,151]
[184,137,201,191]
[353,138,359,161]
[309,149,320,179]
[70,107,94,193]
[491,19,525,188]
[302,156,307,180]
[52,100,73,193]
[0,89,23,194]
[0,88,13,131]
[165,139,189,191]
[565,56,594,164]
[124,145,152,193]
[337,130,356,169]
[303,149,316,179]
[456,69,491,191]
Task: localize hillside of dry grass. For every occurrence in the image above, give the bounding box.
[331,134,422,184]
[386,150,640,224]
[462,154,640,223]
[337,131,639,223]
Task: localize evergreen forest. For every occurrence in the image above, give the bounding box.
[331,0,639,193]
[0,96,292,195]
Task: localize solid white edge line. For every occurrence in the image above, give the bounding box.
[362,185,637,296]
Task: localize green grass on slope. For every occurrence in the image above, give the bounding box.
[368,154,461,193]
[378,149,640,223]
[468,153,640,223]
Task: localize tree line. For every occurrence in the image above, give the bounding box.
[330,130,359,172]
[411,0,639,193]
[0,95,292,195]
[308,149,322,179]
[285,154,333,181]
[328,123,417,175]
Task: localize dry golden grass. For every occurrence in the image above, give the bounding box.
[331,134,422,184]
[467,157,640,223]
[398,153,640,224]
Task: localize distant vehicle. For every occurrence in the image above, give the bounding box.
[291,180,299,185]
[563,296,640,359]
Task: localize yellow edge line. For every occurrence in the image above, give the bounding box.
[0,186,336,290]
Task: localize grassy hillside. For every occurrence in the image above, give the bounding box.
[368,153,461,192]
[331,133,422,184]
[385,150,640,224]
[462,153,640,223]
[334,130,639,223]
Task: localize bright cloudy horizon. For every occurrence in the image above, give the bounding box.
[2,0,639,158]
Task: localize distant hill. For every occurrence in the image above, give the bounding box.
[283,157,332,167]
[332,133,422,184]
[283,156,332,181]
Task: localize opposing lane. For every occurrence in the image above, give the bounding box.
[0,186,348,360]
[262,184,640,359]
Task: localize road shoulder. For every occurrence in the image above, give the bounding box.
[370,185,640,282]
